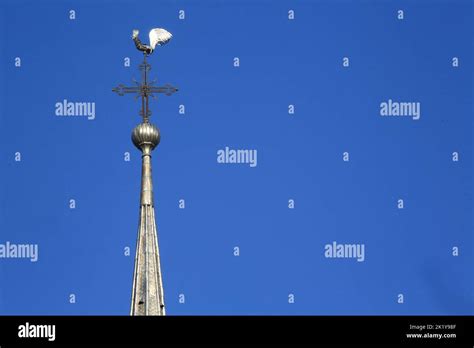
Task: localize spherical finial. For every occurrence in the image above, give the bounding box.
[132,122,160,153]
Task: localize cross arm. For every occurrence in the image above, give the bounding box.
[148,84,179,96]
[112,84,141,96]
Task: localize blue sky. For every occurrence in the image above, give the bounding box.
[0,0,472,315]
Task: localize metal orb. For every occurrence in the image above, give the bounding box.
[132,122,160,151]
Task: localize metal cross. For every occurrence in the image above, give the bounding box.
[112,54,178,122]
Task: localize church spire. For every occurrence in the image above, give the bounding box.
[112,28,178,316]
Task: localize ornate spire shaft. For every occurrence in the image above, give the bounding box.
[130,153,165,315]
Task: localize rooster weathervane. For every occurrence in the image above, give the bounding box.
[132,28,173,55]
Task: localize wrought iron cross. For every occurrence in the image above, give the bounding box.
[112,54,178,122]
